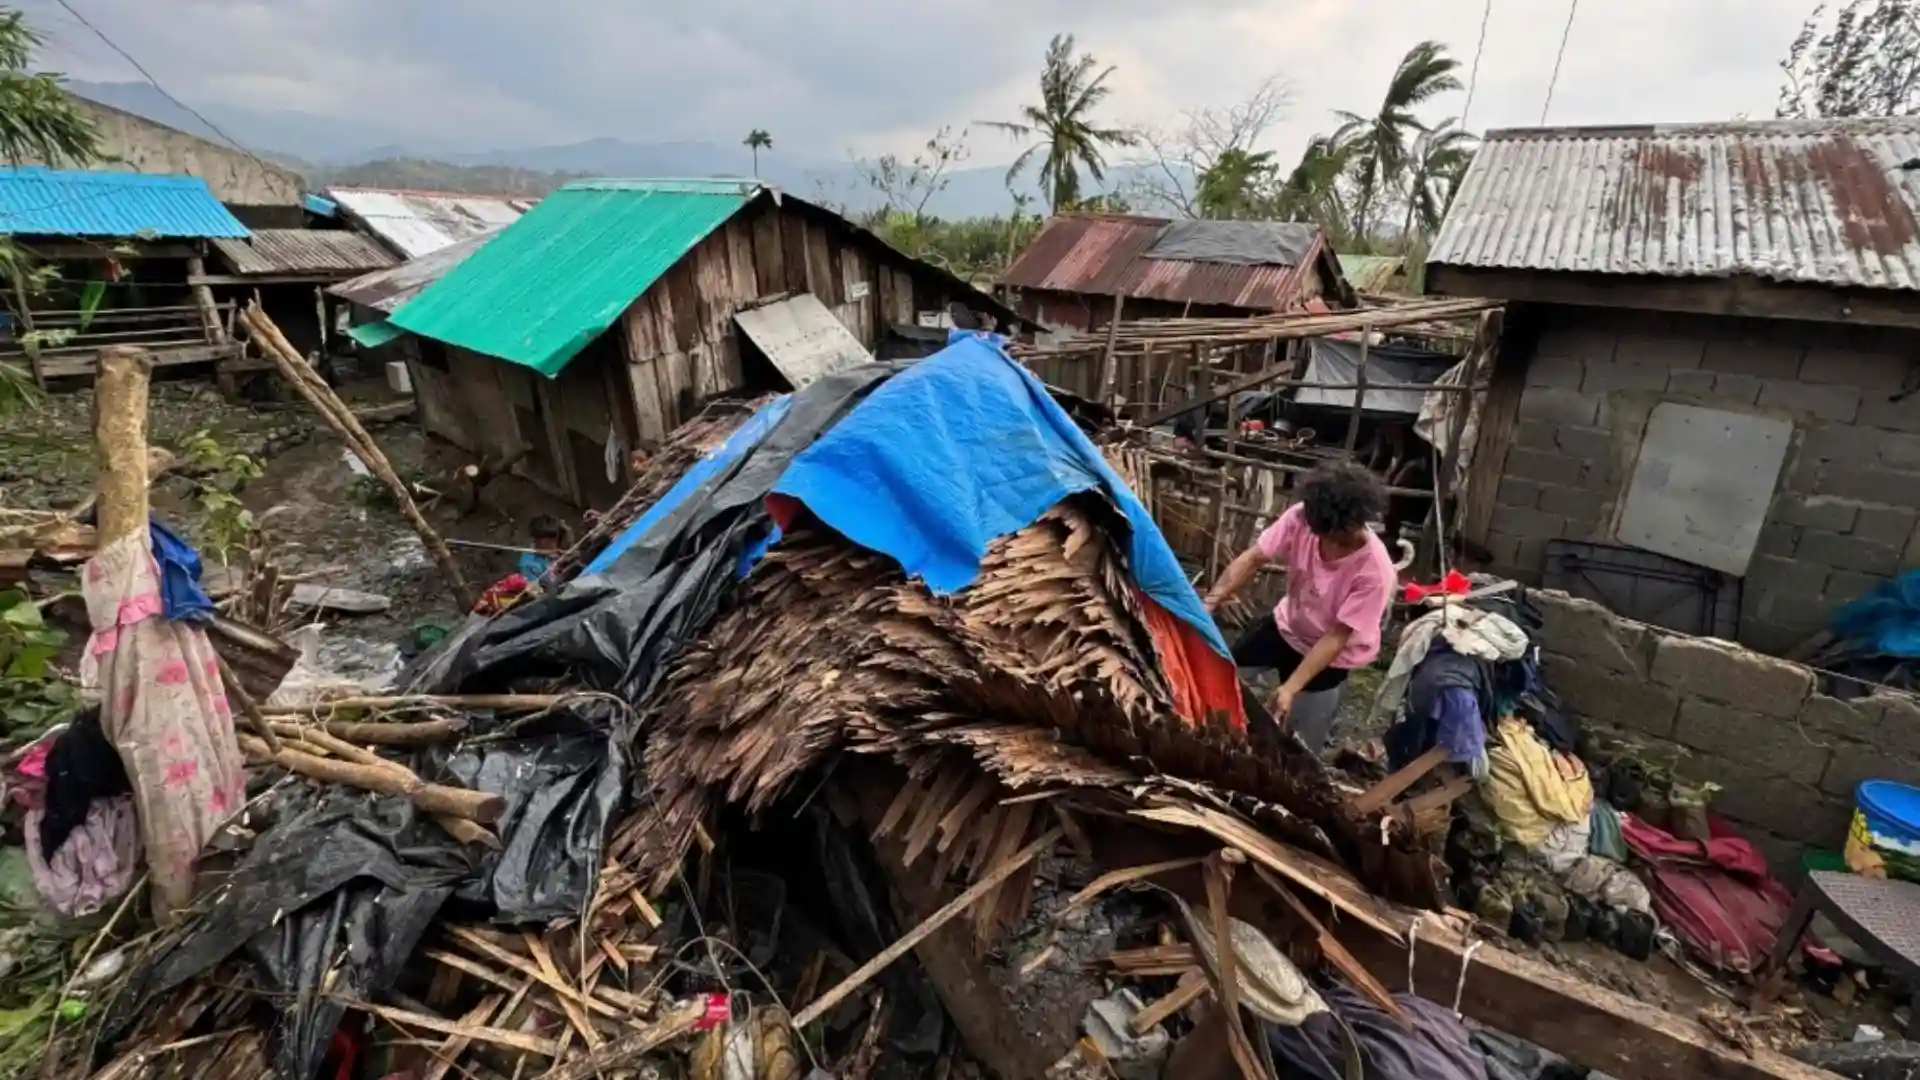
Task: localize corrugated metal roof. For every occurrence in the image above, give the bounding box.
[325,186,534,259]
[1338,254,1407,293]
[999,213,1334,310]
[1428,118,1920,291]
[0,167,248,239]
[210,229,398,277]
[734,293,871,388]
[328,232,497,313]
[389,179,760,376]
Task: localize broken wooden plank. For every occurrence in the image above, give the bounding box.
[355,1001,559,1058]
[1131,971,1208,1035]
[1349,745,1447,816]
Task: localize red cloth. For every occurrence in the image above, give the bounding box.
[1622,813,1794,974]
[1138,591,1247,730]
[473,573,531,615]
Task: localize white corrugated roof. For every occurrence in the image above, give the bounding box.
[1428,118,1920,292]
[325,186,534,259]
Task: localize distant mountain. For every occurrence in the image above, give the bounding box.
[62,79,1180,218]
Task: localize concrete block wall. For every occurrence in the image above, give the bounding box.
[1534,589,1920,875]
[1485,307,1920,653]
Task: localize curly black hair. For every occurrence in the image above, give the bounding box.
[1298,460,1386,537]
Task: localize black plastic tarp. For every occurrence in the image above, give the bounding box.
[1143,220,1319,267]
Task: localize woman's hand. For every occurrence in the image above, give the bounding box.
[1269,684,1296,722]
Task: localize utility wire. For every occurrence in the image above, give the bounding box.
[1461,0,1493,132]
[49,0,281,177]
[1540,0,1580,124]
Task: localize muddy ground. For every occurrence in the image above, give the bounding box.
[2,375,574,683]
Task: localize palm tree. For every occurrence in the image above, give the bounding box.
[1195,147,1276,220]
[1333,40,1461,241]
[743,129,772,177]
[980,34,1137,212]
[1398,119,1477,243]
[1274,134,1357,243]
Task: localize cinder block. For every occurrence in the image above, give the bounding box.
[1712,373,1767,404]
[1798,423,1880,465]
[1649,634,1813,717]
[1797,529,1902,575]
[1800,344,1910,390]
[1531,590,1651,676]
[1696,764,1850,844]
[1856,395,1920,433]
[1496,477,1544,509]
[1490,504,1566,543]
[1537,484,1602,528]
[1759,380,1862,423]
[1703,335,1807,380]
[1775,494,1859,532]
[1878,431,1920,470]
[1517,387,1602,427]
[1799,694,1878,742]
[1855,505,1918,547]
[1822,744,1920,796]
[1826,569,1891,605]
[1554,424,1613,461]
[1615,325,1706,369]
[1541,653,1679,737]
[1871,694,1920,759]
[1745,553,1829,598]
[1513,419,1559,451]
[1525,355,1584,389]
[1758,593,1835,636]
[1504,447,1587,487]
[1583,361,1673,395]
[1754,523,1799,558]
[1818,465,1920,507]
[1666,370,1717,397]
[1675,699,1827,783]
[1784,451,1822,495]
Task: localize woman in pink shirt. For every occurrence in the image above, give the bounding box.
[1203,461,1396,752]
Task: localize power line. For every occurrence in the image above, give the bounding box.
[48,0,279,176]
[1540,0,1580,124]
[1461,0,1493,132]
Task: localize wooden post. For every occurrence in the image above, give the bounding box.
[1208,390,1240,582]
[94,346,152,547]
[1095,294,1125,406]
[1443,312,1496,503]
[1343,319,1371,456]
[185,256,226,345]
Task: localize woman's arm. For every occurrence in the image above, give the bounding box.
[1204,545,1273,611]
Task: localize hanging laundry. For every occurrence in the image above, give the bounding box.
[84,529,246,921]
[24,796,139,917]
[1377,603,1530,717]
[1482,718,1593,847]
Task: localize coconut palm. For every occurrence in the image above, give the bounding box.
[743,129,772,177]
[1333,40,1462,241]
[981,34,1137,212]
[1195,147,1276,220]
[1274,134,1357,243]
[1399,118,1478,241]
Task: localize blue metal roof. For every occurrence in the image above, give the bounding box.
[0,168,249,239]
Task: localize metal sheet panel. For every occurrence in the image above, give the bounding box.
[389,179,759,376]
[734,293,871,388]
[1000,212,1331,311]
[328,232,497,313]
[1430,118,1920,290]
[325,186,533,258]
[211,229,398,276]
[1615,403,1792,576]
[0,167,248,238]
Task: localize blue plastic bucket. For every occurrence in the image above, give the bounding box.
[1855,780,1920,857]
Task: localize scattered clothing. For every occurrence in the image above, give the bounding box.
[24,796,138,917]
[1264,981,1488,1080]
[84,530,246,921]
[1378,603,1529,718]
[473,573,533,616]
[150,518,214,622]
[1253,503,1397,670]
[1482,718,1593,847]
[1622,812,1793,974]
[1563,854,1653,914]
[38,708,132,858]
[1588,801,1628,863]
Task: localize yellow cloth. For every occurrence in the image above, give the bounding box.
[1482,717,1594,847]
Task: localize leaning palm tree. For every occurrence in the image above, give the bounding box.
[1274,134,1357,244]
[1333,40,1461,242]
[980,34,1137,212]
[1195,147,1276,220]
[743,129,772,177]
[1399,119,1478,242]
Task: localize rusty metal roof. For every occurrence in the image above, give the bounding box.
[210,228,397,277]
[1428,118,1920,291]
[998,213,1340,311]
[328,231,496,313]
[324,186,535,259]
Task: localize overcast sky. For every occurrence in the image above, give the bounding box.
[27,0,1820,165]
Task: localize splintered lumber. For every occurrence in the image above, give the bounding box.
[259,693,565,716]
[94,346,153,548]
[215,637,282,754]
[791,827,1063,1030]
[319,717,469,745]
[240,302,473,608]
[539,998,707,1080]
[1334,911,1838,1080]
[1348,745,1447,816]
[237,733,504,823]
[356,1001,559,1058]
[1132,971,1208,1035]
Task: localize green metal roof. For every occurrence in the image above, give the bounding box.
[387,179,761,377]
[1337,253,1407,294]
[347,319,404,348]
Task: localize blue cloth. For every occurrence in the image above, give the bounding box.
[582,396,795,578]
[1590,800,1628,862]
[771,333,1229,656]
[1433,686,1486,764]
[1832,569,1920,657]
[149,519,212,622]
[517,552,551,581]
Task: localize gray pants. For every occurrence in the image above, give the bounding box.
[1288,684,1344,754]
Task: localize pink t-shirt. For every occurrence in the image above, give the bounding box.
[1255,504,1396,669]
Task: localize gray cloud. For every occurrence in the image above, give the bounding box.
[31,0,1821,165]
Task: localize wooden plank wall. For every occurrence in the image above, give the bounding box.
[620,201,963,447]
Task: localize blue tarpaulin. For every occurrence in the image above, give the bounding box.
[582,395,795,577]
[772,333,1230,657]
[1832,569,1920,657]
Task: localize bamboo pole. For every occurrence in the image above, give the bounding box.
[238,733,505,823]
[1343,319,1372,455]
[1095,294,1125,407]
[240,302,474,608]
[93,346,152,547]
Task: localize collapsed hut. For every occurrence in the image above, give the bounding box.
[59,333,1830,1080]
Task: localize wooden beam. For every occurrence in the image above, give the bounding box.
[1334,913,1837,1080]
[1426,265,1920,331]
